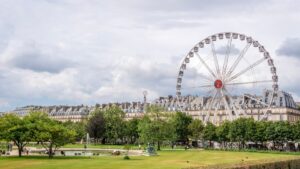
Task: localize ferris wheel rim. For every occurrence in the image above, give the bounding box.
[175,32,279,121]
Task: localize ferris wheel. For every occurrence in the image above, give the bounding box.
[176,32,278,122]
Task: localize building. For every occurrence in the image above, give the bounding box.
[4,90,300,124]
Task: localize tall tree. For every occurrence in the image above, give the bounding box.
[203,122,217,147]
[103,106,126,144]
[229,118,248,149]
[40,121,76,158]
[188,119,204,141]
[138,114,175,151]
[64,121,86,142]
[216,121,231,149]
[265,121,277,149]
[86,109,106,144]
[124,118,140,144]
[0,114,31,157]
[253,121,267,147]
[25,111,76,158]
[170,112,192,144]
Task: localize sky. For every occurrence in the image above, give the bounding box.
[0,0,300,111]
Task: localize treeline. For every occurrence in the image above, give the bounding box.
[2,105,300,158]
[86,105,300,151]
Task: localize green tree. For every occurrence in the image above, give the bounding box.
[103,106,126,144]
[138,114,175,151]
[0,114,31,157]
[245,118,256,143]
[293,120,300,142]
[64,121,86,142]
[86,109,106,144]
[274,121,292,149]
[38,120,75,158]
[25,112,76,158]
[265,121,277,149]
[253,121,267,147]
[203,122,217,147]
[216,121,231,149]
[124,118,140,144]
[228,118,249,149]
[170,112,192,144]
[188,119,204,141]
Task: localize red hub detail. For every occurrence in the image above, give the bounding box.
[214,79,223,89]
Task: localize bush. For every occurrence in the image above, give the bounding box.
[123,155,130,160]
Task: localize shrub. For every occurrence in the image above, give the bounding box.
[123,155,130,160]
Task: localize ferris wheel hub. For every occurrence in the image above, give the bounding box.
[214,79,223,89]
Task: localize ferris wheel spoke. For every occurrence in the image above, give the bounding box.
[222,37,233,77]
[195,53,217,79]
[205,89,218,122]
[226,43,251,79]
[227,57,266,82]
[181,84,214,90]
[243,94,269,107]
[211,41,221,77]
[220,89,233,120]
[222,89,238,117]
[226,80,273,86]
[223,88,246,116]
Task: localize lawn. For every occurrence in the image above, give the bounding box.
[0,150,299,169]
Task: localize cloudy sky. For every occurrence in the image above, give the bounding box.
[0,0,300,111]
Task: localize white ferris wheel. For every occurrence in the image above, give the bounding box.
[176,32,279,122]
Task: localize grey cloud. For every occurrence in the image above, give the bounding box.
[216,45,240,55]
[276,38,300,58]
[9,42,73,73]
[12,53,71,73]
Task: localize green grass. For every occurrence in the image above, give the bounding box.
[0,150,299,169]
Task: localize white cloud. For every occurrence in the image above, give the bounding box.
[0,0,300,111]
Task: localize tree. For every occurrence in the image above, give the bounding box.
[274,121,292,149]
[103,106,126,144]
[138,115,175,151]
[86,109,106,144]
[265,121,277,149]
[245,118,256,143]
[170,112,192,145]
[229,118,249,149]
[203,122,217,147]
[124,118,140,144]
[40,121,76,158]
[188,119,204,141]
[25,111,76,158]
[293,120,300,142]
[64,121,86,142]
[253,121,268,147]
[0,114,31,157]
[216,121,231,149]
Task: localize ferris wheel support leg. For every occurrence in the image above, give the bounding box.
[220,89,233,121]
[204,90,218,123]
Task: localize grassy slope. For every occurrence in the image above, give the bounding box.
[0,150,299,169]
